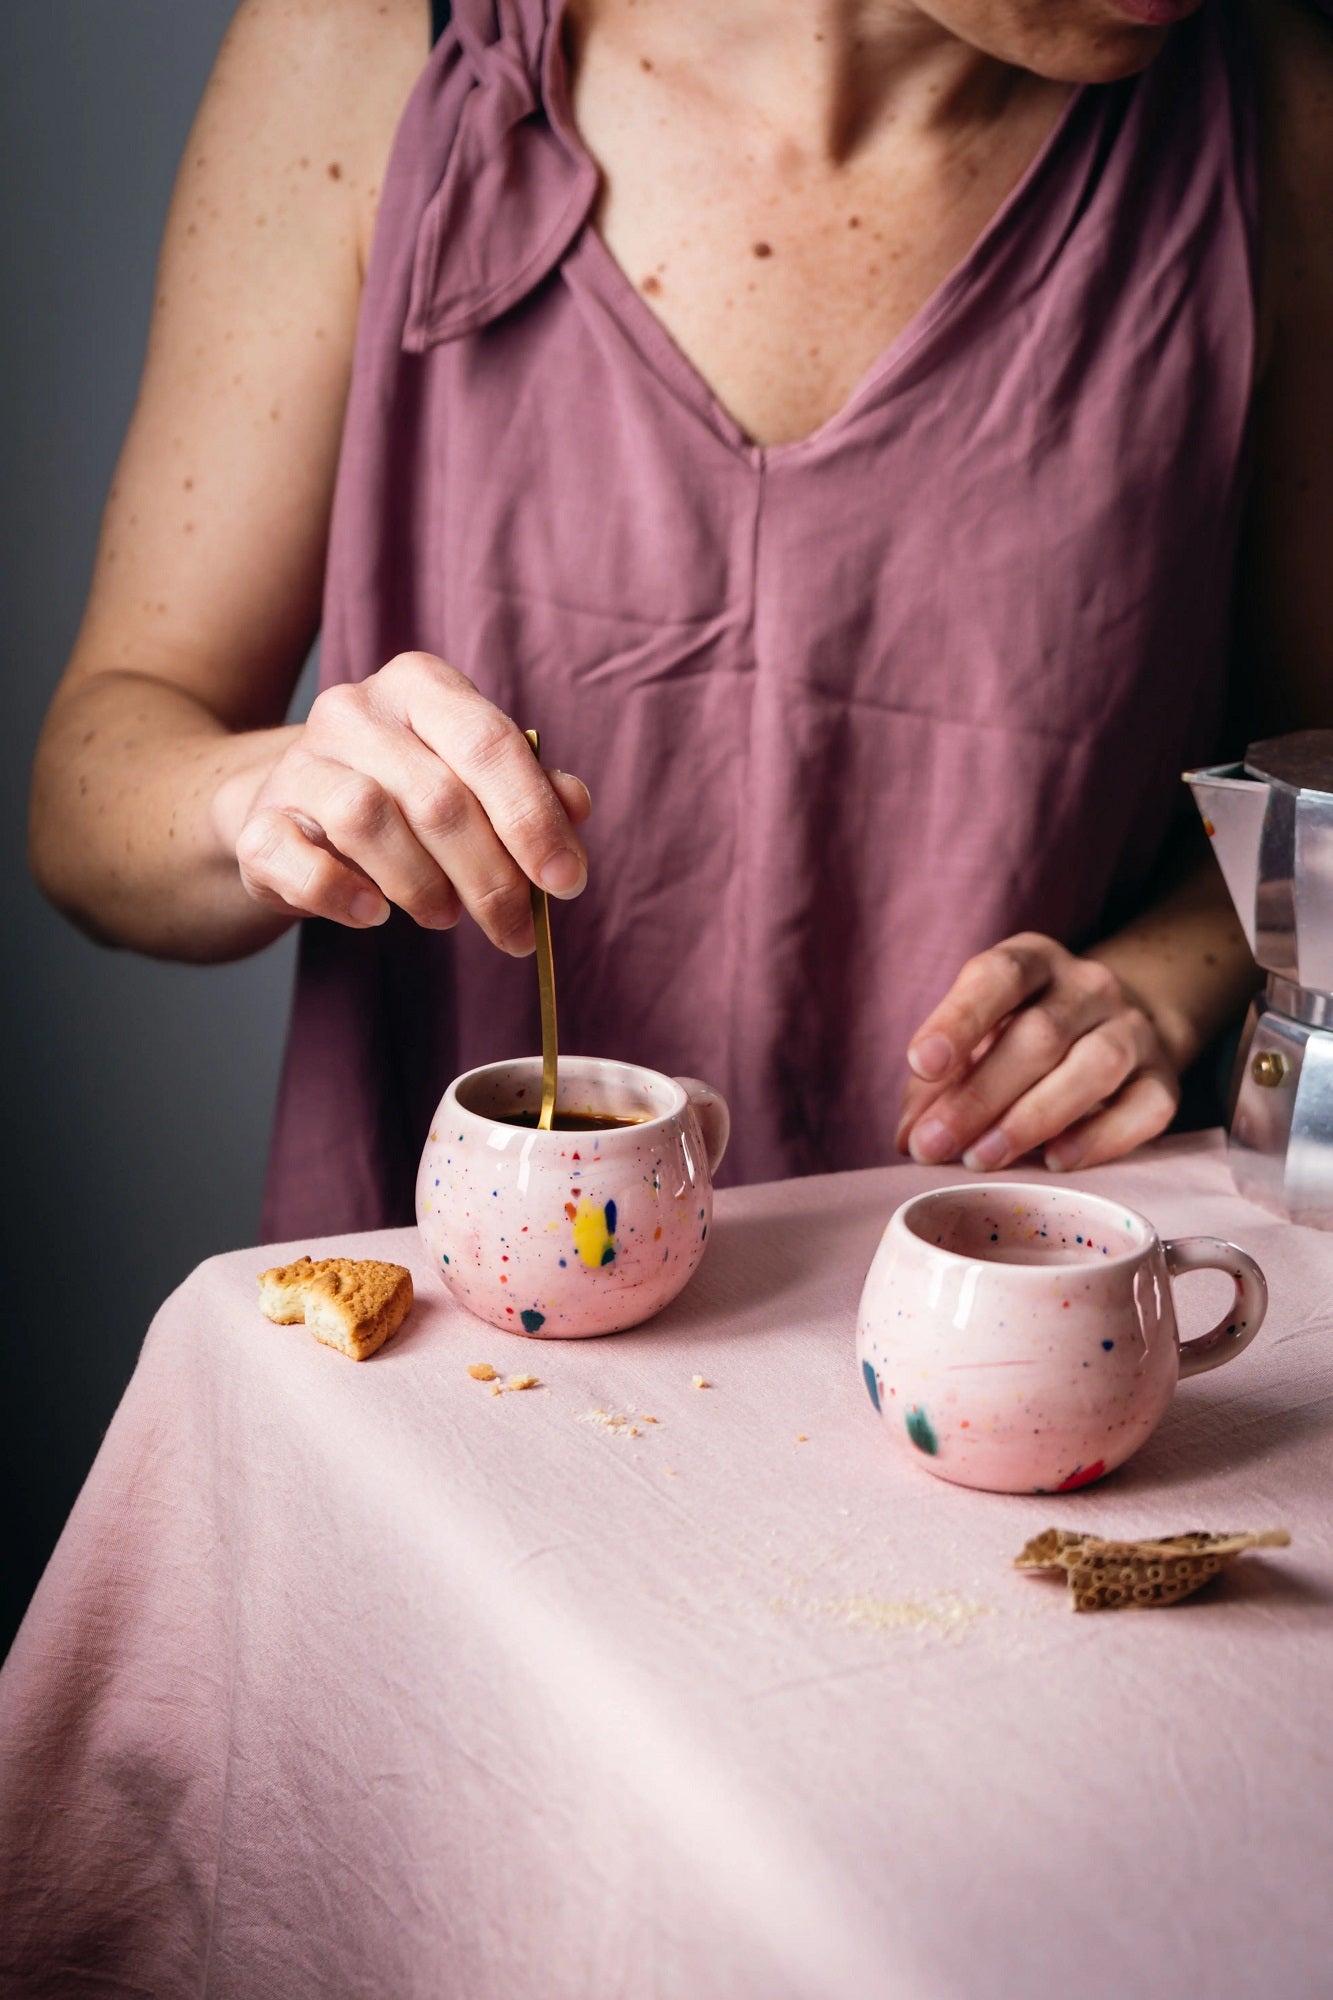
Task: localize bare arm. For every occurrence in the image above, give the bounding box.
[29,0,590,964]
[895,0,1333,1172]
[29,0,404,957]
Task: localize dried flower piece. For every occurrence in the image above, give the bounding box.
[1016,1527,1291,1612]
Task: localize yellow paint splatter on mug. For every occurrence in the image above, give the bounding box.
[572,1197,617,1267]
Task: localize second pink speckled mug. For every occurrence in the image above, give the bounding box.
[857,1182,1267,1494]
[417,1056,729,1336]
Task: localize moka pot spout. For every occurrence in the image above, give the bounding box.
[1183,762,1268,959]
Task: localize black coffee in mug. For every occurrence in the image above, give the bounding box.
[497,1109,649,1133]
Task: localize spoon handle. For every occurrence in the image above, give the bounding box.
[523,729,559,1132]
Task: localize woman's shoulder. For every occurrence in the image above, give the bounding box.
[1250,0,1333,47]
[207,0,433,268]
[1240,0,1333,375]
[1246,0,1333,148]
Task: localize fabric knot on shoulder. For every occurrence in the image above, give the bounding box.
[403,0,599,349]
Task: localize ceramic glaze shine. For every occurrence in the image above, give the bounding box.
[856,1182,1267,1493]
[417,1056,730,1337]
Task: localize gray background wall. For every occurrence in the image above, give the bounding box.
[1,1,314,1655]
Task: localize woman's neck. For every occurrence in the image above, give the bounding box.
[568,0,1033,168]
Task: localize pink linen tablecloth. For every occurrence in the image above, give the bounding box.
[2,1132,1331,2000]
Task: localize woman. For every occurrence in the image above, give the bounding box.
[28,0,1333,1235]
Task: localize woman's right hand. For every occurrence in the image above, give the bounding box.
[225,653,591,953]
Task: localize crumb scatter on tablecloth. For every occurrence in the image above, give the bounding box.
[578,1407,652,1438]
[772,1589,988,1645]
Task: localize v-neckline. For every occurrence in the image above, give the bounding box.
[543,4,1092,466]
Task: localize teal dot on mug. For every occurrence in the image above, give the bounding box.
[905,1406,938,1456]
[862,1359,881,1412]
[520,1309,545,1333]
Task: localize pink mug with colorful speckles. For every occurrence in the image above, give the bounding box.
[856,1182,1267,1494]
[417,1055,729,1336]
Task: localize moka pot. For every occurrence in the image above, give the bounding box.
[1186,731,1333,1226]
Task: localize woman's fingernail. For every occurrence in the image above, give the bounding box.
[1045,1141,1082,1172]
[963,1128,1010,1172]
[539,851,586,897]
[909,1118,955,1165]
[551,772,592,813]
[350,889,390,925]
[908,1035,953,1082]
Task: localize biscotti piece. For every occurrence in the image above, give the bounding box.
[258,1255,414,1361]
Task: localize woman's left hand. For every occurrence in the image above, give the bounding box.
[895,933,1181,1175]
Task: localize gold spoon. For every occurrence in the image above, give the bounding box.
[523,728,559,1131]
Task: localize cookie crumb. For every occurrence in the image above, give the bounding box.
[506,1373,540,1392]
[796,1434,808,1442]
[468,1363,498,1382]
[692,1374,711,1390]
[490,1384,503,1396]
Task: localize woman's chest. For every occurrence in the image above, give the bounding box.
[569,40,1072,448]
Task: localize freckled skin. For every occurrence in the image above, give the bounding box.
[567,0,1163,451]
[28,0,428,961]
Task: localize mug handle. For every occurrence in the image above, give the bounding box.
[1164,1237,1268,1380]
[674,1078,730,1178]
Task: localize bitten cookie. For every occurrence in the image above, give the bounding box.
[258,1255,414,1361]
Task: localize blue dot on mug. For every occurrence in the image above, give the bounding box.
[905,1405,939,1456]
[862,1359,881,1413]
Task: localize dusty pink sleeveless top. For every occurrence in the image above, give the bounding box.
[263,0,1257,1238]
